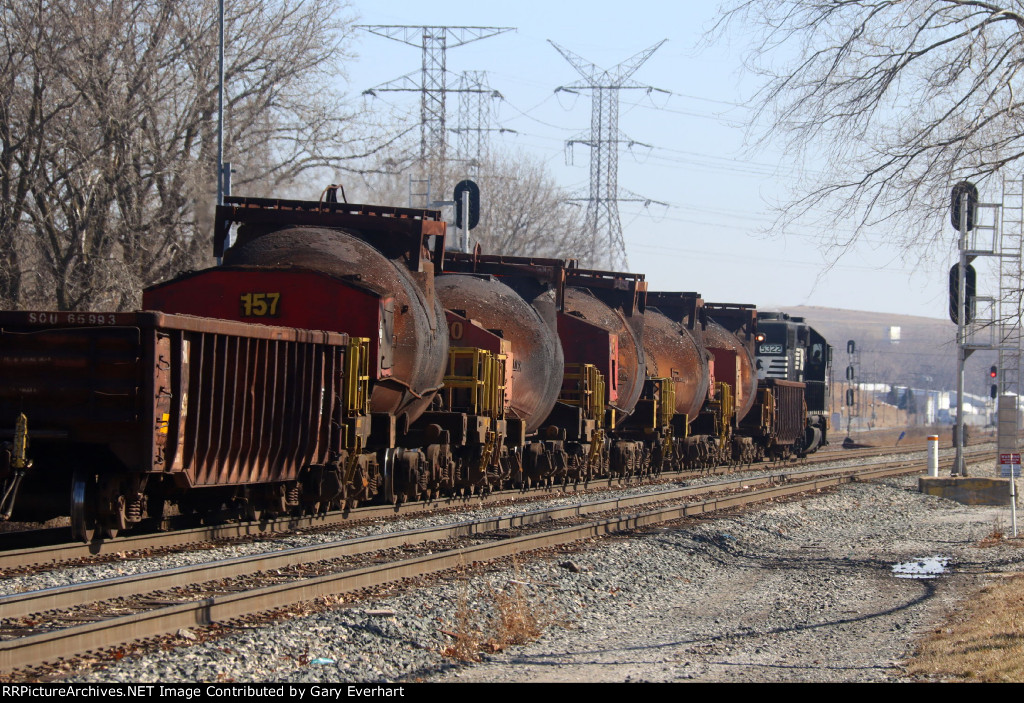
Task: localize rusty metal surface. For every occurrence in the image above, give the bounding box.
[703,303,758,421]
[222,226,448,422]
[169,329,342,487]
[641,308,709,420]
[435,274,563,433]
[704,320,758,422]
[646,292,707,348]
[216,196,447,266]
[0,323,142,446]
[442,252,567,309]
[0,312,353,499]
[564,287,645,415]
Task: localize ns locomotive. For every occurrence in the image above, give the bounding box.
[0,194,831,540]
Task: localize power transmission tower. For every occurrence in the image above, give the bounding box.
[550,39,667,270]
[360,26,513,163]
[453,71,504,175]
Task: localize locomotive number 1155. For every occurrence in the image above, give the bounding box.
[240,292,281,317]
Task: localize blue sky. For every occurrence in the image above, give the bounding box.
[340,0,968,321]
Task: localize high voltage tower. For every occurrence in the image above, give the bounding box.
[550,39,668,270]
[359,26,513,163]
[453,71,505,174]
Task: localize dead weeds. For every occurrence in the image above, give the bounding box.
[977,519,1006,548]
[441,560,560,662]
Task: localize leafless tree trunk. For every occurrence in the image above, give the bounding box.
[0,0,363,311]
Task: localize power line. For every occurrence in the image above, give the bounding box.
[359,25,514,163]
[549,38,667,270]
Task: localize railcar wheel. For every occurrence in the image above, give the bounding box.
[70,467,95,543]
[381,449,396,504]
[237,495,261,522]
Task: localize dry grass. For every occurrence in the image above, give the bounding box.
[490,579,545,645]
[442,576,487,662]
[441,561,555,662]
[906,573,1024,681]
[977,521,1006,548]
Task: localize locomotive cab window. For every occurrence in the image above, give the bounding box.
[806,342,827,381]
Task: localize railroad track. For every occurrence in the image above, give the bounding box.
[0,452,961,676]
[0,439,984,573]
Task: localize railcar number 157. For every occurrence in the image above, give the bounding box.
[239,292,281,318]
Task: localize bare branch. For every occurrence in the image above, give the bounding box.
[711,0,1024,259]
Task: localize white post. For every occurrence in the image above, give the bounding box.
[1010,472,1017,538]
[927,435,939,477]
[462,188,471,253]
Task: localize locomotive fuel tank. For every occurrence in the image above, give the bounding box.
[435,263,564,435]
[144,197,449,429]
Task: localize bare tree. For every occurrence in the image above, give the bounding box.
[348,149,590,262]
[473,151,591,262]
[0,0,365,311]
[712,0,1024,255]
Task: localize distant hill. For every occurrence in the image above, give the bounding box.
[774,306,997,396]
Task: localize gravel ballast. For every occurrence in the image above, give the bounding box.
[47,467,1024,684]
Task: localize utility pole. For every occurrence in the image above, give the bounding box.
[360,26,513,163]
[550,40,668,270]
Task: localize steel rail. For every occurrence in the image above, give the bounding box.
[0,443,993,571]
[0,456,937,674]
[2,457,930,620]
[0,462,887,619]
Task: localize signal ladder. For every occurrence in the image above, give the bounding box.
[408,175,432,209]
